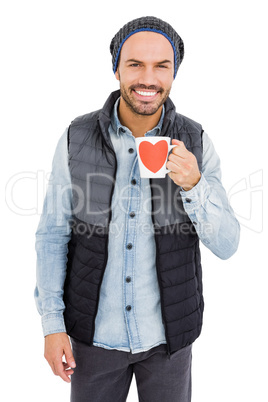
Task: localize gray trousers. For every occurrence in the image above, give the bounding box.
[70,338,192,402]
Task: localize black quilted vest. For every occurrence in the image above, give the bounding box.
[63,90,204,355]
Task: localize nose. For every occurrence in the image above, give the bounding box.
[138,66,158,88]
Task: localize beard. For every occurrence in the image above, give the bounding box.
[119,82,171,116]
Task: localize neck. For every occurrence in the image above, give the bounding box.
[117,98,162,138]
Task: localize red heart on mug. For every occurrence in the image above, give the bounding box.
[139,140,168,173]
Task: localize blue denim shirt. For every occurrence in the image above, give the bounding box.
[35,99,240,352]
[93,100,166,353]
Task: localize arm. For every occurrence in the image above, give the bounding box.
[34,129,76,382]
[167,132,240,259]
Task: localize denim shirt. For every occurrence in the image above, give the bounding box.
[35,99,240,352]
[93,100,166,352]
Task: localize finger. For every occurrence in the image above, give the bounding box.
[63,362,75,373]
[171,139,184,146]
[54,360,72,383]
[168,152,183,166]
[64,344,76,369]
[48,359,71,382]
[51,361,57,376]
[171,140,188,158]
[63,367,75,376]
[166,159,183,173]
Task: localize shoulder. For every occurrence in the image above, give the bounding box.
[67,109,102,146]
[70,109,102,128]
[174,112,203,134]
[165,97,202,134]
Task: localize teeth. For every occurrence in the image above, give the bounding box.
[135,90,157,97]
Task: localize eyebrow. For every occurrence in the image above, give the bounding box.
[125,58,172,64]
[158,59,172,64]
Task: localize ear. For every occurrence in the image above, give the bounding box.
[115,69,120,81]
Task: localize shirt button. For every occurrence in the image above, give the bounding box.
[193,221,197,225]
[126,305,132,311]
[185,198,192,203]
[129,212,135,218]
[128,148,134,154]
[126,243,133,250]
[131,179,137,185]
[126,276,131,283]
[121,128,126,133]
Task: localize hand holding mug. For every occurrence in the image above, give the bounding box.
[166,139,201,191]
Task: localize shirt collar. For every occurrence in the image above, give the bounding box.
[110,97,165,137]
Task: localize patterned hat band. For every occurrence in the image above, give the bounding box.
[110,16,184,79]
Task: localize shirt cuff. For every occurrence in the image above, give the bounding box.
[180,174,210,212]
[41,313,66,337]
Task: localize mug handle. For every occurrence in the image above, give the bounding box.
[165,144,177,174]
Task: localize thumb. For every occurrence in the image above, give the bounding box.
[171,139,184,146]
[64,341,76,368]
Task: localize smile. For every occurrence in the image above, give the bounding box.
[135,90,157,97]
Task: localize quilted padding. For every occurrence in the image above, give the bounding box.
[63,90,204,354]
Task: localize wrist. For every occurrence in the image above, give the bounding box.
[182,172,201,191]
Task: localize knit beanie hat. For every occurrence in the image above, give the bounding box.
[110,16,184,78]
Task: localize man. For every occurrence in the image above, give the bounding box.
[35,16,240,402]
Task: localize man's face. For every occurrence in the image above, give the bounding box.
[115,31,174,116]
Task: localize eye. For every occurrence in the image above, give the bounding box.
[130,63,140,67]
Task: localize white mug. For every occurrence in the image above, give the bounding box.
[135,136,176,178]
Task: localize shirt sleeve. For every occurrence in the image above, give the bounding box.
[34,128,73,336]
[180,131,240,259]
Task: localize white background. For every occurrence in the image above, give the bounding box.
[1,0,267,401]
